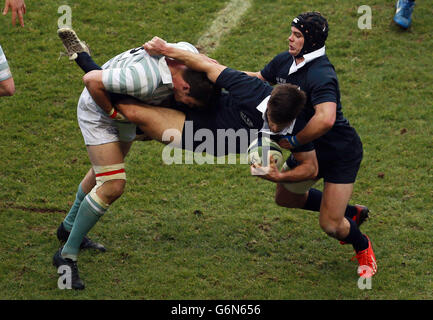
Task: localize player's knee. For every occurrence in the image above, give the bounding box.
[92,163,127,204]
[319,218,340,239]
[103,179,126,201]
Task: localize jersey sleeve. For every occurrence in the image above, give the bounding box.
[272,134,315,153]
[308,66,338,106]
[102,59,161,97]
[260,52,288,84]
[0,45,12,81]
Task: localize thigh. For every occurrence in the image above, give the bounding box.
[78,89,136,145]
[86,141,132,166]
[116,100,186,146]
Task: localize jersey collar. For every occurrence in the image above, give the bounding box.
[158,56,174,87]
[288,45,326,75]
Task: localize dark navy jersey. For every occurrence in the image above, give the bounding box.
[261,51,362,161]
[214,67,271,131]
[215,68,314,154]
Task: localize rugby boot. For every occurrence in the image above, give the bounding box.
[393,0,415,29]
[57,27,91,60]
[352,235,378,278]
[57,222,106,252]
[53,248,85,290]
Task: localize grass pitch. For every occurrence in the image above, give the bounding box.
[0,0,432,300]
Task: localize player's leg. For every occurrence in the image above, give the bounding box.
[116,99,186,146]
[57,27,101,72]
[275,184,309,208]
[319,182,377,277]
[393,0,416,29]
[62,168,95,233]
[274,161,368,225]
[58,141,132,251]
[54,141,131,289]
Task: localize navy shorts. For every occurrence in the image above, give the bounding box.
[316,134,363,184]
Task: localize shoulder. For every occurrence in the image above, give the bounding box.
[217,68,272,101]
[307,56,336,77]
[216,68,258,87]
[306,56,337,86]
[268,51,293,65]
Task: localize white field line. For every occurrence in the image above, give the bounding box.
[196,0,252,54]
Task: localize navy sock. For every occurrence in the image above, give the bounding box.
[344,205,358,219]
[303,188,359,219]
[75,52,102,73]
[302,188,322,212]
[341,217,369,252]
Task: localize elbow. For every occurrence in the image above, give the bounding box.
[310,168,318,180]
[0,78,15,96]
[6,86,15,96]
[308,165,319,180]
[324,117,335,130]
[82,73,92,87]
[82,70,99,88]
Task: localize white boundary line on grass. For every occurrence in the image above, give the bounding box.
[196,0,252,54]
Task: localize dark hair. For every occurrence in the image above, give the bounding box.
[291,11,329,57]
[182,68,221,108]
[267,84,306,125]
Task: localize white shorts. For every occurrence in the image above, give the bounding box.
[77,88,136,146]
[281,161,318,194]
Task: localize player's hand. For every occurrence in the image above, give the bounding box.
[142,36,168,56]
[277,137,294,150]
[108,107,128,122]
[250,155,281,182]
[3,0,26,27]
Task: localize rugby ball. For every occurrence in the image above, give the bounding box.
[247,136,284,169]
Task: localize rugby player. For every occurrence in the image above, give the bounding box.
[53,30,216,290]
[245,12,377,278]
[0,44,15,96]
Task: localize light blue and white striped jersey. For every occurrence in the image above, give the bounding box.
[101,42,198,106]
[0,45,12,82]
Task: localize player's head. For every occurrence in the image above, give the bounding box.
[172,68,219,108]
[288,12,328,58]
[266,84,306,133]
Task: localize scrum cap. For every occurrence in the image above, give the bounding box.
[291,12,329,58]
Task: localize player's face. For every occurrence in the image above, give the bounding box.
[174,90,202,108]
[266,110,291,133]
[288,26,304,57]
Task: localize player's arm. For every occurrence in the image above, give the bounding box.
[0,77,15,96]
[252,150,318,183]
[0,45,15,96]
[279,150,318,182]
[289,102,336,148]
[143,36,225,83]
[82,70,126,120]
[242,71,266,80]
